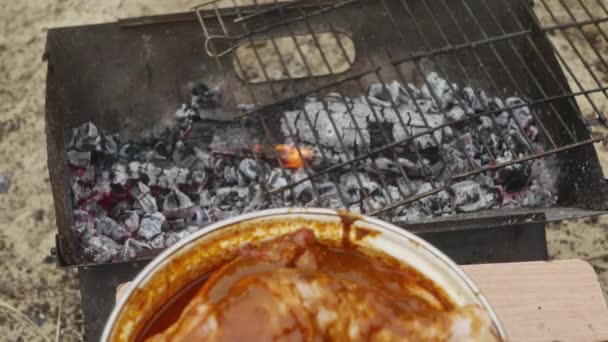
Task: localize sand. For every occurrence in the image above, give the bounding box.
[0,0,607,340]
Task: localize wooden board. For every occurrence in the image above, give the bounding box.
[462,259,608,342]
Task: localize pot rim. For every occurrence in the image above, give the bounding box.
[101,207,507,341]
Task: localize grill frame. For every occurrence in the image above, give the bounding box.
[45,0,608,267]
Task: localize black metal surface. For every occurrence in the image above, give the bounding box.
[45,0,608,267]
[78,261,148,342]
[79,219,548,341]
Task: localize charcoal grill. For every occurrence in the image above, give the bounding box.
[44,0,608,339]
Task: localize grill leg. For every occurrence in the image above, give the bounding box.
[418,222,548,264]
[78,261,148,341]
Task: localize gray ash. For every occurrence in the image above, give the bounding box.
[67,74,558,263]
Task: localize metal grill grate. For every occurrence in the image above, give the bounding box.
[192,0,608,218]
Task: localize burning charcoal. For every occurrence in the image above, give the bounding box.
[371,157,399,173]
[291,169,313,201]
[0,175,10,193]
[392,112,449,149]
[450,180,496,213]
[244,185,267,213]
[162,167,190,186]
[78,165,96,183]
[112,163,128,186]
[149,233,166,249]
[268,168,288,192]
[446,106,466,121]
[72,209,95,237]
[395,205,426,221]
[192,207,211,226]
[121,238,151,260]
[421,72,456,109]
[130,182,158,214]
[520,184,555,207]
[83,235,121,263]
[102,134,119,156]
[199,189,213,207]
[139,213,166,240]
[368,83,392,107]
[119,144,142,160]
[118,211,140,233]
[462,87,488,113]
[71,122,101,151]
[97,216,131,242]
[71,181,91,203]
[494,111,510,127]
[223,165,239,184]
[67,150,91,168]
[238,159,258,181]
[165,230,190,247]
[417,183,453,214]
[141,162,163,185]
[162,188,195,219]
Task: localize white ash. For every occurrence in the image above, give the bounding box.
[67,75,558,263]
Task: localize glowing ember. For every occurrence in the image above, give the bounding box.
[275,144,313,169]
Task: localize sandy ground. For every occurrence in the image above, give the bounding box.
[1,0,608,341]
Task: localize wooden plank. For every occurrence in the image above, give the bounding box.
[462,259,608,342]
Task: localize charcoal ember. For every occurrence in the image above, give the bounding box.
[71,181,91,203]
[417,182,453,214]
[267,168,288,192]
[67,150,91,168]
[141,163,163,186]
[162,188,195,219]
[367,83,393,107]
[72,209,95,237]
[462,87,488,113]
[281,98,370,150]
[450,180,496,213]
[238,158,258,181]
[421,72,457,109]
[370,157,399,173]
[121,238,151,260]
[192,207,211,226]
[71,122,101,151]
[341,173,380,203]
[130,182,158,214]
[397,157,441,177]
[193,146,214,169]
[139,213,166,240]
[102,134,119,156]
[83,235,121,263]
[215,187,248,209]
[97,216,131,241]
[78,165,96,183]
[292,169,313,201]
[149,233,166,249]
[165,230,189,247]
[119,144,142,160]
[207,208,239,222]
[520,184,555,207]
[446,107,466,121]
[243,184,267,212]
[505,97,532,125]
[199,189,213,207]
[391,111,451,149]
[112,163,128,185]
[163,167,190,186]
[223,165,239,184]
[494,111,510,127]
[117,211,140,233]
[396,205,426,221]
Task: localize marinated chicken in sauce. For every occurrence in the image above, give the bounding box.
[145,229,498,341]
